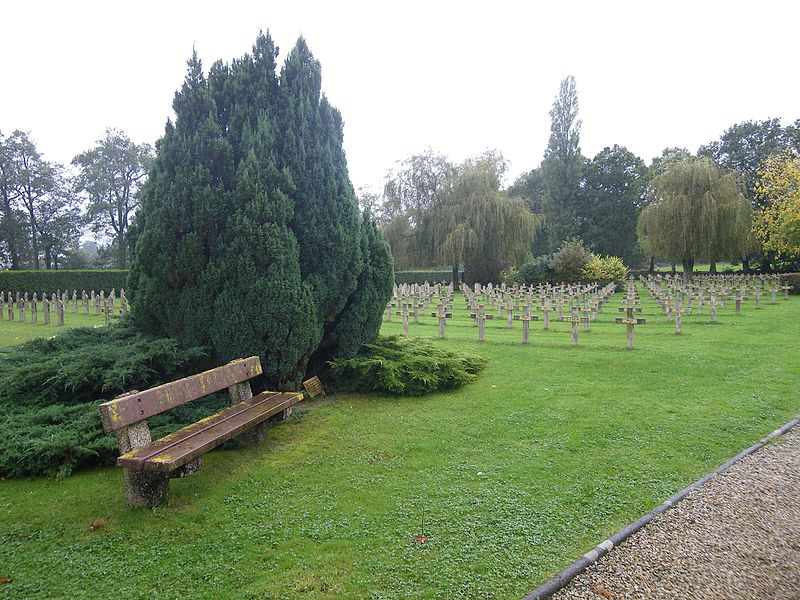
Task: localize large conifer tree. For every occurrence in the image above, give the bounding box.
[129,32,392,386]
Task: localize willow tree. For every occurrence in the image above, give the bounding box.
[637,158,750,281]
[432,152,539,284]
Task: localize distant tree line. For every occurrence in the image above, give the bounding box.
[0,129,152,270]
[371,76,800,281]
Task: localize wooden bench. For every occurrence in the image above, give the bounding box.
[99,356,303,508]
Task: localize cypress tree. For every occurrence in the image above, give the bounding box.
[330,211,394,358]
[129,32,392,386]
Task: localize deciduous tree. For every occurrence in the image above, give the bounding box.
[638,158,751,281]
[73,129,153,268]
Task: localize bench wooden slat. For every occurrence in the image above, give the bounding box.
[117,391,303,472]
[99,357,263,432]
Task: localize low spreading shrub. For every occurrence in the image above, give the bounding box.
[0,321,212,477]
[327,336,487,396]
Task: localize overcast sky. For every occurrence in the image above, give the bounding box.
[2,0,798,194]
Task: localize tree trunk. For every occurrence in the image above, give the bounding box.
[648,256,655,274]
[118,230,127,269]
[742,256,750,274]
[451,264,459,286]
[681,258,695,283]
[709,259,717,274]
[44,246,52,270]
[671,262,676,274]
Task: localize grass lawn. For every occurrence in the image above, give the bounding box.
[652,261,741,273]
[1,287,799,598]
[0,309,113,348]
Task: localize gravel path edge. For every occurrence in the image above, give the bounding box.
[521,415,800,600]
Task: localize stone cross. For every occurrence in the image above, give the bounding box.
[396,303,411,337]
[513,305,539,345]
[43,298,50,324]
[102,299,112,326]
[709,294,723,322]
[672,300,691,334]
[8,291,14,320]
[56,298,64,326]
[83,290,89,314]
[732,290,747,315]
[752,287,762,309]
[120,289,128,316]
[616,298,645,349]
[781,282,793,299]
[431,304,452,338]
[470,304,493,342]
[72,290,78,313]
[538,297,554,330]
[31,293,38,323]
[561,307,589,346]
[98,290,105,315]
[18,292,26,322]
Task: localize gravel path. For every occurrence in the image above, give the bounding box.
[550,426,800,600]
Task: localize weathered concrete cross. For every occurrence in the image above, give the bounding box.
[561,307,589,346]
[431,304,453,338]
[616,297,645,349]
[513,305,539,344]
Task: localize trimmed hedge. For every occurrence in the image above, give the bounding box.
[0,270,128,297]
[395,270,455,285]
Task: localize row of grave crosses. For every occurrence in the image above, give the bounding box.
[0,289,127,326]
[387,280,621,346]
[639,273,792,333]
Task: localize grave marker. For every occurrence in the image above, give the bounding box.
[616,298,645,349]
[561,308,589,346]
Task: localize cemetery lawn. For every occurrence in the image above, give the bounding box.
[2,290,799,598]
[0,311,112,348]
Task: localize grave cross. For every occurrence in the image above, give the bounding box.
[8,291,14,320]
[513,305,539,344]
[709,294,724,322]
[671,301,691,334]
[752,287,762,309]
[396,303,411,337]
[615,298,645,349]
[31,293,38,323]
[470,304,493,342]
[430,304,453,338]
[537,297,554,330]
[781,282,793,299]
[43,298,50,324]
[561,308,589,346]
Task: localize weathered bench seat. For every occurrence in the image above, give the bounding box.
[99,356,303,507]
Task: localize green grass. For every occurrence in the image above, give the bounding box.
[1,289,799,598]
[653,261,740,273]
[0,309,113,347]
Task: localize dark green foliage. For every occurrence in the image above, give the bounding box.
[0,269,127,296]
[463,259,511,286]
[394,270,454,285]
[578,145,648,265]
[781,273,800,294]
[327,336,487,396]
[551,238,592,282]
[330,212,395,358]
[129,33,384,386]
[517,255,555,285]
[0,321,212,477]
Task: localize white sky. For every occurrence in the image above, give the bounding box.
[2,0,798,195]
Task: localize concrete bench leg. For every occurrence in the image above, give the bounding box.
[123,469,169,508]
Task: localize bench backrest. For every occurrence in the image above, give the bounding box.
[99,356,262,432]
